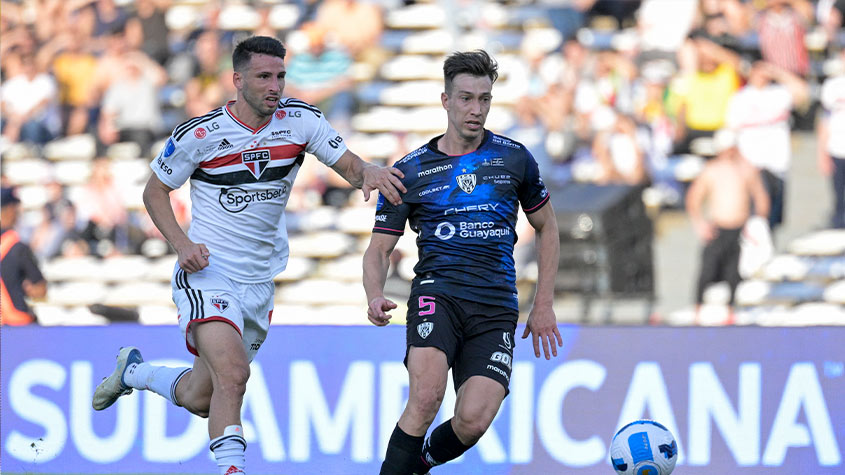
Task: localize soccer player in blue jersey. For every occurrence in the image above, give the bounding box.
[363,50,563,474]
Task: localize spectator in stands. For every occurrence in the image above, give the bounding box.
[0,53,61,146]
[755,0,813,78]
[686,129,769,323]
[314,0,384,62]
[672,33,740,154]
[538,0,596,40]
[817,0,845,49]
[97,50,167,155]
[284,22,354,128]
[592,113,649,185]
[78,157,138,256]
[92,0,129,39]
[817,50,845,228]
[636,0,698,64]
[0,187,47,325]
[126,0,171,66]
[573,48,635,141]
[49,26,99,136]
[30,180,89,259]
[184,30,234,119]
[726,60,809,232]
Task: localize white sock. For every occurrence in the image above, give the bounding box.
[124,363,191,406]
[210,425,246,475]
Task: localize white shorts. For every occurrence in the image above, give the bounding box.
[172,264,274,362]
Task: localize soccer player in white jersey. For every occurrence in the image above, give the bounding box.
[91,36,405,475]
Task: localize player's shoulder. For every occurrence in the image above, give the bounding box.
[171,106,226,144]
[394,142,431,169]
[488,132,528,153]
[279,97,324,119]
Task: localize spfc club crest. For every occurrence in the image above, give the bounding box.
[417,322,433,339]
[242,149,271,179]
[456,173,476,194]
[211,297,229,312]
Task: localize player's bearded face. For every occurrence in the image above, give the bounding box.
[444,73,493,141]
[241,54,286,118]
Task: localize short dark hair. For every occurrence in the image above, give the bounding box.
[232,36,287,72]
[443,50,498,94]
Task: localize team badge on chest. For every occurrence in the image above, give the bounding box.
[242,150,271,179]
[456,173,476,194]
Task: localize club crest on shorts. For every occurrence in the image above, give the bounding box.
[417,322,434,339]
[456,173,476,194]
[242,149,271,179]
[211,297,229,312]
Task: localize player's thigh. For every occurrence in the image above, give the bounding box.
[193,320,250,381]
[405,293,460,367]
[452,306,517,396]
[454,375,506,428]
[406,346,449,406]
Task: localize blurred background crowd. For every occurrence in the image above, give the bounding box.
[1,0,844,327]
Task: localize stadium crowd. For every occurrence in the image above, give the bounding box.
[1,0,844,325]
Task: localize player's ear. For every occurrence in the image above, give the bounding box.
[233,70,243,90]
[441,91,448,110]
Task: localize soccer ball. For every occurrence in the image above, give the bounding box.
[610,420,677,475]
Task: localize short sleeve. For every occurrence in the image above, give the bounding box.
[372,192,411,236]
[304,112,348,167]
[149,136,199,189]
[518,150,550,214]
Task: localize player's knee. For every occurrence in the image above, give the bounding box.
[216,364,250,396]
[453,410,492,444]
[408,387,443,423]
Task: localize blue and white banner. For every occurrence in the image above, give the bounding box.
[2,325,843,474]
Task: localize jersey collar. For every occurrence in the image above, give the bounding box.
[224,101,272,134]
[427,129,490,156]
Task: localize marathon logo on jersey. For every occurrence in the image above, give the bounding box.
[211,297,229,312]
[242,150,271,179]
[456,173,476,194]
[417,163,452,178]
[217,139,234,151]
[503,332,512,350]
[417,322,433,339]
[219,185,286,213]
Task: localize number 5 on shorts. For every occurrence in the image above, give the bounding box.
[418,296,436,316]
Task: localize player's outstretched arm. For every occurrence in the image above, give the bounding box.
[363,232,401,326]
[143,174,210,273]
[521,203,563,359]
[331,150,406,205]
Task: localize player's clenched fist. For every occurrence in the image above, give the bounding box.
[367,296,397,326]
[176,241,211,273]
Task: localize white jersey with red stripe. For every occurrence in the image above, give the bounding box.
[150,98,347,283]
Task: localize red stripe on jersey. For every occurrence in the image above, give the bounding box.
[199,143,308,169]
